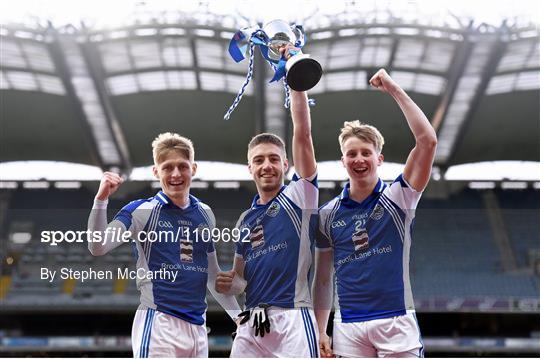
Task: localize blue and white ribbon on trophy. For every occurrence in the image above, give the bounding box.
[223,24,315,121]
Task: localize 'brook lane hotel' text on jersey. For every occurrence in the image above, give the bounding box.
[317,175,421,322]
[235,174,318,309]
[114,191,215,325]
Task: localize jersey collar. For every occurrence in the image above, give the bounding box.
[251,185,286,209]
[155,191,198,209]
[340,178,385,205]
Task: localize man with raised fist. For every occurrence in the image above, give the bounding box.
[87,132,241,358]
[313,69,437,358]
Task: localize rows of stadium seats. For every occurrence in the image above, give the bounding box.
[413,210,500,273]
[411,189,540,298]
[3,186,242,264]
[2,186,539,308]
[496,189,540,268]
[413,271,540,297]
[0,187,240,308]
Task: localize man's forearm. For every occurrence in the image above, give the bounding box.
[313,276,332,335]
[390,88,436,144]
[290,90,311,135]
[313,250,334,335]
[315,308,331,335]
[87,199,125,256]
[291,90,310,114]
[290,90,316,178]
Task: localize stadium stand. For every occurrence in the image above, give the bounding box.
[1,1,538,356]
[2,184,540,303]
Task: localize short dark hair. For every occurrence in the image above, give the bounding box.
[247,133,286,160]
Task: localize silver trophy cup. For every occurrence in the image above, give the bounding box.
[263,20,322,91]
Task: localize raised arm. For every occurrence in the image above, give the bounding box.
[87,172,126,256]
[280,46,317,179]
[290,90,317,178]
[312,249,334,358]
[369,69,437,191]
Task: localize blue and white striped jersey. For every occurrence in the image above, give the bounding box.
[113,191,215,325]
[235,173,318,309]
[316,175,422,323]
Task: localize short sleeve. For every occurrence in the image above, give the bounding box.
[234,241,244,258]
[313,213,332,250]
[233,209,250,259]
[199,203,216,229]
[112,199,146,232]
[282,172,318,210]
[207,240,215,253]
[317,197,340,247]
[383,174,422,211]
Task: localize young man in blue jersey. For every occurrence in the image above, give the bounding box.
[313,68,437,358]
[87,132,241,358]
[215,48,320,358]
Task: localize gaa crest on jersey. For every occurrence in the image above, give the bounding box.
[370,204,384,221]
[352,228,369,252]
[250,224,265,248]
[266,201,280,217]
[180,239,193,263]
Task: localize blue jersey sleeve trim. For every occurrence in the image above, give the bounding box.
[315,229,332,249]
[393,173,421,193]
[393,174,408,188]
[113,199,146,230]
[310,174,318,188]
[312,212,331,249]
[207,241,215,253]
[113,212,131,229]
[291,172,318,187]
[234,239,243,254]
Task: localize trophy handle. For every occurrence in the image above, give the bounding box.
[291,25,305,47]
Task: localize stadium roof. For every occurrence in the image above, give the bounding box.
[1,0,539,180]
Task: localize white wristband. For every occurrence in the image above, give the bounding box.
[93,198,109,209]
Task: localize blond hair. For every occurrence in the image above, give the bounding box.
[152,132,194,164]
[338,120,385,153]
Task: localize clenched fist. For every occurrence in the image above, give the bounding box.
[215,270,236,294]
[369,68,401,94]
[96,171,124,201]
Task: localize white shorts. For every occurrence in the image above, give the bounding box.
[230,307,319,358]
[333,310,424,358]
[132,305,208,358]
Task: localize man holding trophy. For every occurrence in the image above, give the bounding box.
[216,20,321,358]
